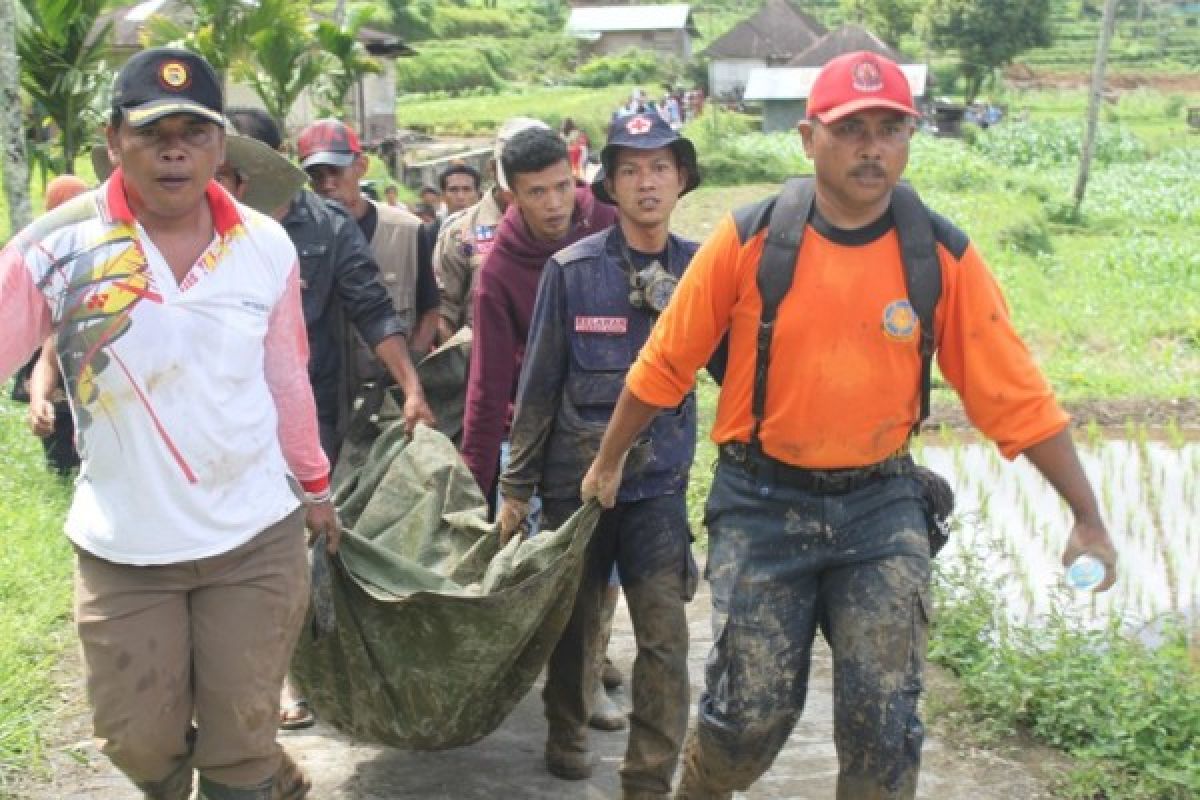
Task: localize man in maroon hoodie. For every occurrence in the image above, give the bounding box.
[461,127,617,501]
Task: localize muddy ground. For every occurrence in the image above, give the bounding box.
[18,582,1076,800]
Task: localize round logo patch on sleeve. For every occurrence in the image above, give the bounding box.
[882,299,917,341]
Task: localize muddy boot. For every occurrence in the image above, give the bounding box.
[589,681,628,731]
[197,775,272,800]
[271,751,312,800]
[673,734,734,800]
[545,741,595,781]
[137,761,194,800]
[602,657,624,691]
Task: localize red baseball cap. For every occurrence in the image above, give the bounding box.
[296,119,363,169]
[807,51,917,124]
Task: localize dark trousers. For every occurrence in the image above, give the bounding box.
[686,461,931,800]
[542,493,698,796]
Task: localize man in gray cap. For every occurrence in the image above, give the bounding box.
[0,48,330,799]
[432,116,548,344]
[497,112,703,798]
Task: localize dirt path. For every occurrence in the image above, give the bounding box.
[20,583,1069,799]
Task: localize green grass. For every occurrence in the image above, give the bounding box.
[397,85,631,143]
[0,398,74,793]
[930,545,1200,799]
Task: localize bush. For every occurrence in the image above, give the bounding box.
[573,48,678,88]
[429,6,532,39]
[970,118,1146,168]
[930,547,1200,800]
[396,49,504,93]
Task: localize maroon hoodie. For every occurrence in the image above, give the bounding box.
[461,186,617,497]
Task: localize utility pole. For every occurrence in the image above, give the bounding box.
[1073,0,1120,216]
[1,0,32,237]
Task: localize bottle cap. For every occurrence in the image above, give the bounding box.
[1066,554,1105,591]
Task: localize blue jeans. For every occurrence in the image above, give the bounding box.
[689,460,931,799]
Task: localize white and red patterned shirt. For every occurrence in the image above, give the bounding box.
[0,170,329,565]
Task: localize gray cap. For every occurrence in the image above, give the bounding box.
[494,116,551,191]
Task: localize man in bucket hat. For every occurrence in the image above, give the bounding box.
[0,48,332,799]
[580,51,1118,798]
[496,112,703,797]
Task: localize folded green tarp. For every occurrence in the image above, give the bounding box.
[290,421,599,750]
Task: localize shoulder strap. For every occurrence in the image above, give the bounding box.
[751,176,815,447]
[750,178,943,449]
[891,183,941,435]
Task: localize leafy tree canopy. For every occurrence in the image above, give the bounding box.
[918,0,1055,103]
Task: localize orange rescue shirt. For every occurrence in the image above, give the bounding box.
[626,197,1068,468]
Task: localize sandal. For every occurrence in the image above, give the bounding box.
[272,751,312,800]
[279,698,316,730]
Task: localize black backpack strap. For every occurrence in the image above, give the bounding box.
[751,176,815,448]
[891,183,941,435]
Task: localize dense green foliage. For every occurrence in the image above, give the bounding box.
[15,0,111,179]
[930,547,1200,798]
[919,0,1055,103]
[573,49,681,89]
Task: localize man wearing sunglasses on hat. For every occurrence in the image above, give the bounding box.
[497,113,704,798]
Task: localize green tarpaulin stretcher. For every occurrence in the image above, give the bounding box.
[290,418,599,751]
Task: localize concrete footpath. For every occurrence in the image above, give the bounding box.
[26,584,1056,799]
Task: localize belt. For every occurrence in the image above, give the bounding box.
[718,442,913,495]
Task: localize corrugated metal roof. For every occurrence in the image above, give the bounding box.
[744,64,928,100]
[567,4,695,34]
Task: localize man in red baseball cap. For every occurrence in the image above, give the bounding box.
[580,50,1117,799]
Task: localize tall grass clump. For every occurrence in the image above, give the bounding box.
[0,398,74,791]
[930,545,1199,799]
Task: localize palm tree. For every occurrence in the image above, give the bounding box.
[144,0,281,92]
[313,10,383,117]
[15,0,111,176]
[1,0,32,235]
[236,3,330,132]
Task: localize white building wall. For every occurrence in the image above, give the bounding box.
[709,58,765,99]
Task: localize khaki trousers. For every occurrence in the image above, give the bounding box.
[74,507,310,791]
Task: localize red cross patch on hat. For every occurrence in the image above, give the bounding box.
[626,115,653,135]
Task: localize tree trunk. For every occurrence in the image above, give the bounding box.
[1,0,33,236]
[1073,0,1120,216]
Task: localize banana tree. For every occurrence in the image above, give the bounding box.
[313,5,384,117]
[16,0,111,175]
[235,3,331,132]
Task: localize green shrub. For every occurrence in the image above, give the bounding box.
[930,546,1200,800]
[970,118,1146,168]
[573,48,678,88]
[396,49,504,93]
[429,6,532,39]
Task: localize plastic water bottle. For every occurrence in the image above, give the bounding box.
[1066,554,1106,591]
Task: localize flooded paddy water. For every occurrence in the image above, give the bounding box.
[915,432,1199,632]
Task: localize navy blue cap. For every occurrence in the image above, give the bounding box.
[112,48,225,128]
[592,113,700,205]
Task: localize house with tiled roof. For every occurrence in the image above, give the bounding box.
[702,0,826,99]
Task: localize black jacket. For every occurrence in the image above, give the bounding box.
[281,189,406,431]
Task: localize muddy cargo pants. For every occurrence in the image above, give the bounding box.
[74,507,311,799]
[542,493,698,796]
[679,460,932,800]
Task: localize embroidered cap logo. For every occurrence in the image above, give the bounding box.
[159,61,191,91]
[851,60,884,93]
